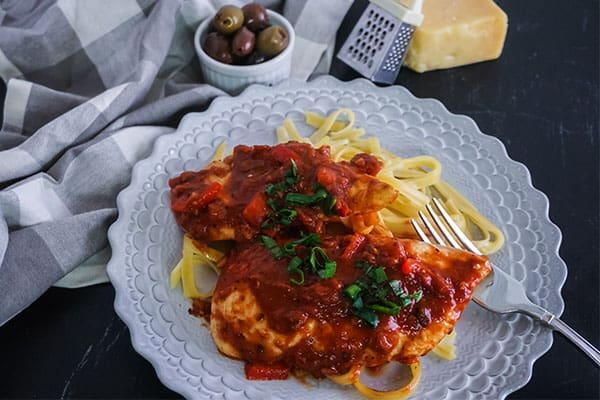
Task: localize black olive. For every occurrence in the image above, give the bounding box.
[203,32,233,64]
[242,3,269,32]
[240,51,267,65]
[232,26,256,57]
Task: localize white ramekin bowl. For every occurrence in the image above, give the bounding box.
[194,10,295,94]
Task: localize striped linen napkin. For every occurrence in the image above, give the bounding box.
[0,0,352,326]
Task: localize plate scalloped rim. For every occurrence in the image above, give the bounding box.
[107,76,567,400]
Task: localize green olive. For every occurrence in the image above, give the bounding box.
[213,5,244,35]
[256,25,288,57]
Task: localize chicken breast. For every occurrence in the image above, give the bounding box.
[168,142,397,242]
[210,234,491,378]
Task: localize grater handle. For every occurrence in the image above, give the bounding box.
[407,0,423,13]
[371,0,424,26]
[390,0,423,12]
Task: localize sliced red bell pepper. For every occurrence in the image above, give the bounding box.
[341,233,366,261]
[402,258,417,275]
[316,167,351,216]
[243,192,268,227]
[171,182,222,212]
[335,200,351,217]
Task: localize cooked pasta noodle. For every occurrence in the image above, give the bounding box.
[169,108,504,399]
[211,141,227,162]
[326,362,420,400]
[352,362,421,400]
[170,235,223,299]
[280,109,505,255]
[327,365,361,385]
[273,109,506,397]
[431,330,457,360]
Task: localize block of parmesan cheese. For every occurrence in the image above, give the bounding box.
[404,0,508,73]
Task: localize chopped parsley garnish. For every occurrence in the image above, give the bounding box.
[277,208,298,226]
[344,283,362,299]
[258,161,341,283]
[283,233,321,256]
[260,235,285,260]
[367,300,400,315]
[261,161,339,230]
[343,260,423,328]
[261,206,298,229]
[287,256,305,285]
[324,193,337,215]
[260,232,336,285]
[308,247,337,278]
[370,267,388,284]
[265,160,299,195]
[284,184,337,216]
[388,280,403,297]
[353,309,379,328]
[285,188,328,206]
[262,161,302,229]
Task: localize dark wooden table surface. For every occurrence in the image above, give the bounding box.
[0,1,598,399]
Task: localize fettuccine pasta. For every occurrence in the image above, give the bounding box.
[277,108,505,255]
[169,108,504,400]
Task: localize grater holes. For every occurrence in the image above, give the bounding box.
[383,44,403,72]
[368,9,374,17]
[368,59,373,68]
[366,21,371,28]
[358,28,363,35]
[371,48,376,57]
[383,60,400,72]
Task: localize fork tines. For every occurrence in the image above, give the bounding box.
[411,198,482,255]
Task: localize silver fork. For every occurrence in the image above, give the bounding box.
[411,198,600,366]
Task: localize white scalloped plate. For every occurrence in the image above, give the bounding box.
[107,76,567,400]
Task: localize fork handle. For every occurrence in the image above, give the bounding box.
[547,316,600,366]
[514,301,600,366]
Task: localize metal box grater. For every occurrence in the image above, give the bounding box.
[337,0,423,84]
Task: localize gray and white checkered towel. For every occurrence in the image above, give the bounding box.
[0,0,352,326]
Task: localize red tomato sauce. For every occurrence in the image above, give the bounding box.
[168,142,385,241]
[212,234,489,378]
